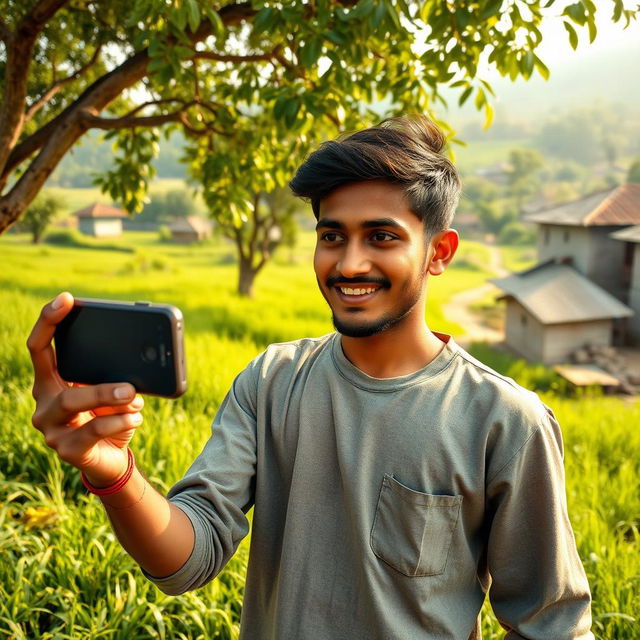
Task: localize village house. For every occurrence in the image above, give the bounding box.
[491,183,640,364]
[74,202,128,238]
[169,216,212,243]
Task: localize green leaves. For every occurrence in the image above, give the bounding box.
[563,20,579,49]
[94,129,161,214]
[300,37,324,68]
[5,0,640,237]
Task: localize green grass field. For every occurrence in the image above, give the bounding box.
[1,231,638,639]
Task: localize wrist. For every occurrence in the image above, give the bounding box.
[82,449,135,496]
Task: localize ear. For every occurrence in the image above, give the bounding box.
[427,229,459,276]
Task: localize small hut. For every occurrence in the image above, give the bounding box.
[74,202,128,237]
[492,261,633,364]
[169,216,212,243]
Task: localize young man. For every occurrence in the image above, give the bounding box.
[28,116,594,639]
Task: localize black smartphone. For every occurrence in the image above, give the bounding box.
[54,298,187,398]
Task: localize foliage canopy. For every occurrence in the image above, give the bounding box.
[0,0,637,236]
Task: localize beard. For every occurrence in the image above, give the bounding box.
[319,269,426,339]
[332,306,415,337]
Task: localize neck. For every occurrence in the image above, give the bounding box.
[339,317,445,378]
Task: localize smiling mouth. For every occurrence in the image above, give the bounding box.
[338,286,379,296]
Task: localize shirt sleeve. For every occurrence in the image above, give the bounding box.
[485,408,595,639]
[144,364,259,595]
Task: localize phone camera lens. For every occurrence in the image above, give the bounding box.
[141,344,158,363]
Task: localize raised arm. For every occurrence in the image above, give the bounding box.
[27,292,194,578]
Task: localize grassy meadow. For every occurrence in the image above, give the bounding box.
[1,230,638,639]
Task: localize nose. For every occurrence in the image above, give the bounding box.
[337,241,371,278]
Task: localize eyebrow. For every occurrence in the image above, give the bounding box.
[315,217,404,231]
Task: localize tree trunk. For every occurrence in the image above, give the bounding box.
[237,257,257,297]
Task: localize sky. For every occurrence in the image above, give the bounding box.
[535,5,639,64]
[443,4,640,123]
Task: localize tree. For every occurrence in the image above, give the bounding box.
[476,201,517,236]
[505,148,544,212]
[536,104,637,167]
[130,188,199,227]
[21,191,61,243]
[1,0,638,239]
[628,159,640,184]
[186,112,307,295]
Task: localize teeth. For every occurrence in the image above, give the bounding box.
[340,287,376,295]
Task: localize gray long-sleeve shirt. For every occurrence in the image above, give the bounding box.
[148,333,594,639]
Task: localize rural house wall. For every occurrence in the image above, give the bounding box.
[541,320,613,364]
[79,219,122,238]
[537,224,628,301]
[504,301,545,362]
[627,243,640,342]
[584,226,628,300]
[537,224,591,272]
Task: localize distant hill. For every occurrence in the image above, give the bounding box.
[490,43,640,117]
[444,42,640,125]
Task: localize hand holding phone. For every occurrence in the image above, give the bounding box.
[54,297,187,398]
[28,292,147,486]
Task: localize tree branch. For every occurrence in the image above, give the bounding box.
[0,1,257,231]
[194,45,281,64]
[17,0,71,37]
[25,44,103,122]
[2,49,150,183]
[0,0,72,178]
[78,108,185,129]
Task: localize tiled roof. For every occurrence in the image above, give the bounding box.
[169,216,212,233]
[525,183,640,227]
[74,202,128,219]
[491,261,633,324]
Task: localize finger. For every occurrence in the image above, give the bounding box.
[56,412,143,467]
[93,394,144,417]
[48,383,138,426]
[27,292,74,396]
[76,413,142,457]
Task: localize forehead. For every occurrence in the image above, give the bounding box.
[318,180,422,230]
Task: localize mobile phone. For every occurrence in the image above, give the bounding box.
[54,298,187,398]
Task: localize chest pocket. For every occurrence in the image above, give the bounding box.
[370,474,462,577]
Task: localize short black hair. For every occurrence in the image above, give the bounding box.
[289,115,461,237]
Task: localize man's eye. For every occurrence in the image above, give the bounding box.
[371,231,396,242]
[321,232,341,242]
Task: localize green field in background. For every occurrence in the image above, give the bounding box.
[1,232,638,639]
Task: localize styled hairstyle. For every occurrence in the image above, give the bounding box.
[289,115,461,238]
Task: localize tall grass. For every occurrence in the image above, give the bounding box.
[1,233,638,638]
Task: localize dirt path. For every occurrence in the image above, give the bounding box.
[444,244,509,347]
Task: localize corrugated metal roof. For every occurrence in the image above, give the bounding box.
[525,183,640,227]
[491,262,633,324]
[611,225,640,243]
[74,202,128,219]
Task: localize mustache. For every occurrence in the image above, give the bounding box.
[326,275,391,288]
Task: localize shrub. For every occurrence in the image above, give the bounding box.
[44,229,85,246]
[498,221,535,246]
[158,225,172,242]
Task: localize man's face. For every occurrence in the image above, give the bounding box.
[313,180,431,338]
